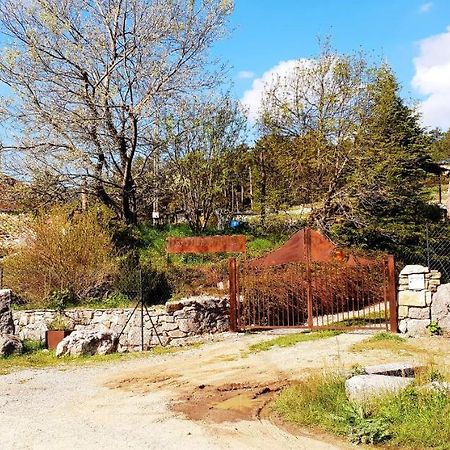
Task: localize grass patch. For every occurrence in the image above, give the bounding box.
[330,310,388,327]
[247,330,342,354]
[350,332,414,354]
[0,342,201,376]
[274,372,450,448]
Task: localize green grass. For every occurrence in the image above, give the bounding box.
[350,332,410,353]
[365,332,406,342]
[0,342,201,376]
[247,330,342,354]
[330,310,388,327]
[274,372,450,448]
[246,237,283,257]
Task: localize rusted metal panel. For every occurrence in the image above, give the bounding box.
[387,255,398,332]
[247,227,379,268]
[166,235,246,254]
[229,258,238,332]
[305,228,314,328]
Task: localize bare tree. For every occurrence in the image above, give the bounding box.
[258,43,372,230]
[0,0,232,223]
[161,96,246,232]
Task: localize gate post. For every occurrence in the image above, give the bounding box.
[229,257,238,332]
[305,228,314,328]
[386,255,398,332]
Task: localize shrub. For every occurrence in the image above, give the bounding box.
[3,204,117,306]
[427,321,443,336]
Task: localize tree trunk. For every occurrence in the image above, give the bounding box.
[122,182,137,225]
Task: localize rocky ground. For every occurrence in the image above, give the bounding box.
[0,331,449,450]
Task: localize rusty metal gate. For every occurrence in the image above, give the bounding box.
[228,228,397,332]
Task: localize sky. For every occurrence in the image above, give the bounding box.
[212,0,450,130]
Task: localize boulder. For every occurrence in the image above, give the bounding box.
[56,329,118,357]
[345,375,413,403]
[0,333,22,356]
[399,318,430,336]
[431,283,450,332]
[0,289,15,335]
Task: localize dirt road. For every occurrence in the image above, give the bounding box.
[0,332,445,449]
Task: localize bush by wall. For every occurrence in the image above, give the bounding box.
[3,205,117,306]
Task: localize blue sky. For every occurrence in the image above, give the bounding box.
[213,0,450,129]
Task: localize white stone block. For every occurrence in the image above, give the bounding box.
[400,265,429,276]
[398,305,408,319]
[398,290,426,307]
[345,375,413,403]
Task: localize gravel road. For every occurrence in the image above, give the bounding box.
[0,331,436,450]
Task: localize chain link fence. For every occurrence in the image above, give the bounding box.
[395,222,450,283]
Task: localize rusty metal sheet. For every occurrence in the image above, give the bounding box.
[247,228,337,267]
[166,235,246,254]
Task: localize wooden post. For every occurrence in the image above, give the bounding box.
[386,255,398,333]
[305,228,314,328]
[229,257,238,332]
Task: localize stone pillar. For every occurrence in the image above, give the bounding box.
[0,289,15,335]
[398,265,441,336]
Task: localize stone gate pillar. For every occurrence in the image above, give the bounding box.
[398,265,441,335]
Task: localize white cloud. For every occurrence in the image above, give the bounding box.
[237,70,255,80]
[240,60,308,121]
[419,2,433,13]
[412,26,450,129]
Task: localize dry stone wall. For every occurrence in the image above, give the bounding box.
[398,264,450,336]
[13,296,229,351]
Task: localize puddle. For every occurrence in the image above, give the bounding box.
[173,382,285,423]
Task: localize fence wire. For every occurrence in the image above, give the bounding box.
[396,222,450,283]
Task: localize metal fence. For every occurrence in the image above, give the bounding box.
[396,222,450,283]
[231,228,397,332]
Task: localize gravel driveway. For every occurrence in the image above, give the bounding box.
[0,331,433,450]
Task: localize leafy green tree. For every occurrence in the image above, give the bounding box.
[429,128,450,162]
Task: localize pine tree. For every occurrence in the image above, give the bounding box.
[334,66,437,249]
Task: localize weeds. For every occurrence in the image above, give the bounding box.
[427,321,443,336]
[246,330,342,354]
[274,371,450,449]
[350,332,412,353]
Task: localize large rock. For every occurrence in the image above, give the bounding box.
[0,333,22,356]
[345,375,413,403]
[0,289,15,335]
[400,318,430,336]
[431,283,450,332]
[56,329,118,357]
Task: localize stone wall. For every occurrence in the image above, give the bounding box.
[13,296,229,351]
[398,264,450,336]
